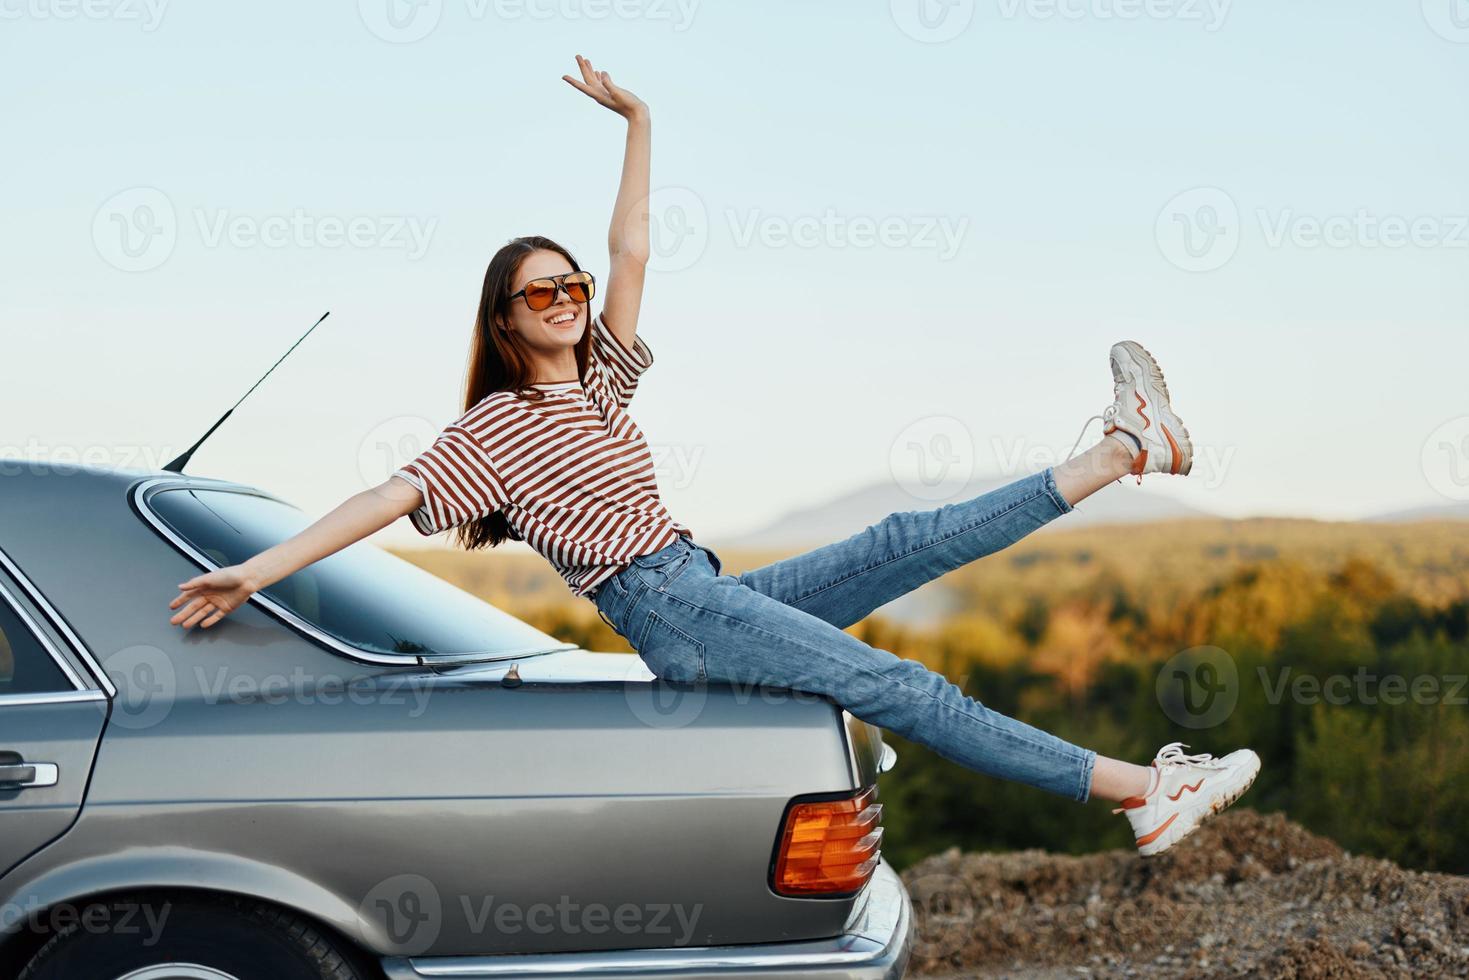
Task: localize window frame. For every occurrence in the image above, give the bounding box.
[131,477,576,667]
[0,562,110,707]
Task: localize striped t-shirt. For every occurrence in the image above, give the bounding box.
[392,312,690,598]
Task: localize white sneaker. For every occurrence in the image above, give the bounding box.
[1114,742,1261,857]
[1102,341,1193,480]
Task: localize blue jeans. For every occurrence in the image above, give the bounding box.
[593,469,1096,802]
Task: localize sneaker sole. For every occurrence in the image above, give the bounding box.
[1116,340,1194,477]
[1138,753,1261,857]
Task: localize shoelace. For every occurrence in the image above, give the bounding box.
[1154,741,1222,770]
[1064,381,1124,464]
[1111,742,1222,814]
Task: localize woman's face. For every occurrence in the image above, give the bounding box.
[500,249,587,354]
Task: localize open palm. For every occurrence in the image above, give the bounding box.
[169,565,255,629]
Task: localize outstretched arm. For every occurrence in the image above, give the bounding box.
[563,53,649,352]
[166,479,423,629]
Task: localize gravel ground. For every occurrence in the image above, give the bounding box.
[899,810,1469,978]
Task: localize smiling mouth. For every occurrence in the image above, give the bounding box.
[546,310,578,327]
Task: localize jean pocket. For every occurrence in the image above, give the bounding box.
[635,610,706,683]
[632,544,686,569]
[634,550,693,593]
[607,569,629,596]
[695,544,723,576]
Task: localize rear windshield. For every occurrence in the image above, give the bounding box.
[144,486,568,663]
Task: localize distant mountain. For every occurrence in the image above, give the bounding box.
[1363,502,1469,523]
[721,476,1213,551]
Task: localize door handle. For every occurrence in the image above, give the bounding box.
[0,762,58,788]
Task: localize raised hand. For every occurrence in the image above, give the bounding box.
[562,54,647,121]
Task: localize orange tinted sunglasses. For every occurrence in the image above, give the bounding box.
[509,271,596,312]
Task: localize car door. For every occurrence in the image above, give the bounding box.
[0,569,108,880]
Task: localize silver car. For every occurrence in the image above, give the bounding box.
[0,462,912,980]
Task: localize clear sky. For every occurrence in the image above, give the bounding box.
[4,0,1466,548]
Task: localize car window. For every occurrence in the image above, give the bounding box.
[144,487,568,662]
[0,587,73,695]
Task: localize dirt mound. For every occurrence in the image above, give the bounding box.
[901,810,1469,978]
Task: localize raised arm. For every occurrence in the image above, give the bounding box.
[562,54,649,351]
[166,478,423,630]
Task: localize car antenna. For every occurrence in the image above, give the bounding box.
[162,311,331,474]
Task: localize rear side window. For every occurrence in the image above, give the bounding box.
[0,586,73,695]
[144,487,566,663]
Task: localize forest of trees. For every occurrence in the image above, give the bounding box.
[398,517,1469,874]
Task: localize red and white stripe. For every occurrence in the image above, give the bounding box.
[393,312,688,597]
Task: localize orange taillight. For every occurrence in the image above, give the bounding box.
[771,785,883,896]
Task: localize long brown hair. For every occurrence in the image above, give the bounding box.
[452,235,593,551]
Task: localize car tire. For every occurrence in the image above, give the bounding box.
[17,892,370,980]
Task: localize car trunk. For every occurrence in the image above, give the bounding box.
[81,647,892,956]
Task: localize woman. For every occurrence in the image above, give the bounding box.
[168,54,1258,858]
